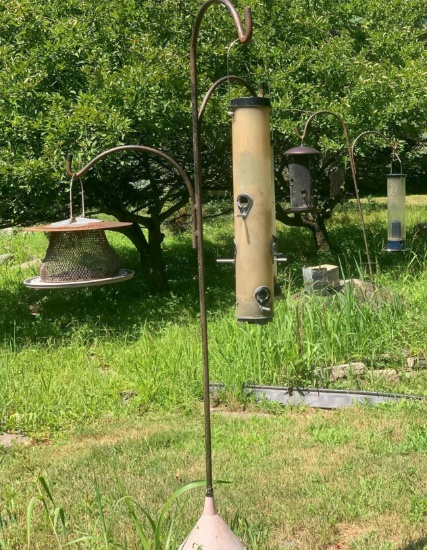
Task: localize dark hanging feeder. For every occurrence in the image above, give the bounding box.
[23,217,134,289]
[284,144,320,213]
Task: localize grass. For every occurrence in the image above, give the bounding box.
[2,407,427,548]
[1,198,427,547]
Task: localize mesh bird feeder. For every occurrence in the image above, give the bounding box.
[23,176,134,289]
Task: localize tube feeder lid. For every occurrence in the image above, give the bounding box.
[387,173,406,178]
[229,97,271,108]
[284,145,320,156]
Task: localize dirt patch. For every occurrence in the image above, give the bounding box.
[0,432,32,449]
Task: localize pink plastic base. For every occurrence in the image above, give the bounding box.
[180,496,245,549]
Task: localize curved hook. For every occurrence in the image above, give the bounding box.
[198,75,257,122]
[192,1,252,50]
[295,110,374,282]
[296,110,349,145]
[190,1,252,113]
[351,130,401,174]
[66,145,196,248]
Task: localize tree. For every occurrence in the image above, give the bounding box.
[246,0,427,249]
[0,0,426,280]
[0,0,195,291]
[0,0,255,289]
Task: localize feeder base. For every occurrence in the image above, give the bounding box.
[384,240,407,252]
[24,269,134,289]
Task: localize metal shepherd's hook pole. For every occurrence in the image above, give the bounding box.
[297,110,374,282]
[181,2,251,548]
[190,0,252,501]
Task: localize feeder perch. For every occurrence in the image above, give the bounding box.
[23,217,134,289]
[284,144,320,213]
[384,173,407,252]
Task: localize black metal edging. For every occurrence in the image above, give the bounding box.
[209,383,424,409]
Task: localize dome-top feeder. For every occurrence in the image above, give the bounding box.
[24,216,134,289]
[284,144,321,213]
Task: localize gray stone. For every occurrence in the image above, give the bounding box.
[0,228,14,235]
[371,369,399,383]
[343,278,397,304]
[406,356,427,370]
[0,432,31,449]
[315,362,366,381]
[329,362,366,380]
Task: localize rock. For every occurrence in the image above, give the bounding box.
[342,279,396,304]
[0,254,14,265]
[406,356,427,370]
[0,432,31,449]
[329,362,366,380]
[0,228,14,235]
[315,362,366,381]
[371,369,399,383]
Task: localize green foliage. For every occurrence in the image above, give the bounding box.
[0,0,426,277]
[0,0,197,237]
[248,0,427,190]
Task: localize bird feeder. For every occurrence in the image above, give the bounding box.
[284,144,320,213]
[385,173,407,252]
[230,96,274,324]
[24,217,134,289]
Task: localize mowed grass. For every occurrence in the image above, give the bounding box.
[1,198,427,547]
[2,406,427,549]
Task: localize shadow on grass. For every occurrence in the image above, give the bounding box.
[2,205,427,348]
[398,539,427,550]
[0,232,237,347]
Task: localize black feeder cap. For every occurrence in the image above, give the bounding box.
[230,97,271,109]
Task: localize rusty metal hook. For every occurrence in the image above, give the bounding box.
[189,0,252,500]
[351,130,402,175]
[66,146,197,248]
[295,110,374,282]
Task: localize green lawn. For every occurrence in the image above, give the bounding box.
[1,199,427,548]
[2,406,427,549]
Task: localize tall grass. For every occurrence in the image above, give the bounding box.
[1,201,427,436]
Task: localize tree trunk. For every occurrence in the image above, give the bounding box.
[147,220,169,292]
[301,214,331,252]
[275,204,331,252]
[116,222,170,292]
